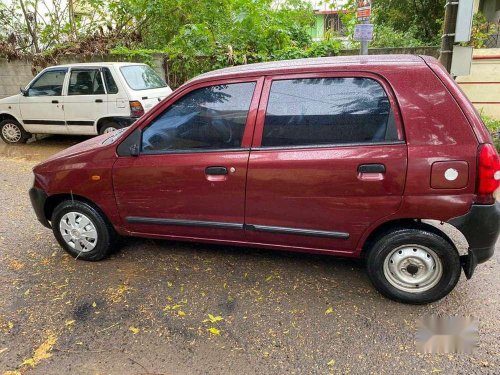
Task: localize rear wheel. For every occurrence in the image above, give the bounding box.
[99,121,120,135]
[51,200,116,261]
[366,228,461,304]
[0,119,30,144]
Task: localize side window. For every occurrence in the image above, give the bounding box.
[27,69,67,96]
[68,69,105,95]
[102,68,119,94]
[142,82,256,153]
[262,77,399,147]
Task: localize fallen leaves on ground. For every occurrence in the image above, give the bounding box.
[107,283,133,303]
[21,331,58,368]
[207,327,220,335]
[203,314,223,323]
[129,326,140,334]
[325,307,334,315]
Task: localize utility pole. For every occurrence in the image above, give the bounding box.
[439,1,459,72]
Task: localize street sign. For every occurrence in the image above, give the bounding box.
[356,0,372,21]
[354,24,374,41]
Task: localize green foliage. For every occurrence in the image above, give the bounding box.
[467,13,498,48]
[370,25,427,48]
[481,114,500,152]
[372,0,444,45]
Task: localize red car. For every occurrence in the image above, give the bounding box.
[29,55,500,304]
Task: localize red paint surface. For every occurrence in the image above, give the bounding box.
[33,55,491,258]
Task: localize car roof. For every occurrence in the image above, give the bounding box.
[45,62,147,69]
[189,54,429,83]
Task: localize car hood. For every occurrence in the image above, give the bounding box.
[38,133,115,166]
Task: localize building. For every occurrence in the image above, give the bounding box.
[307,1,349,41]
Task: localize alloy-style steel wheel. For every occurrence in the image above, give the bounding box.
[0,119,30,144]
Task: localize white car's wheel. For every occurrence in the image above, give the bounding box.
[0,119,30,144]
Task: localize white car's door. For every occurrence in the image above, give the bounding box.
[64,67,108,135]
[19,68,68,134]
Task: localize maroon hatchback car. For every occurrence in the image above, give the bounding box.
[29,55,500,304]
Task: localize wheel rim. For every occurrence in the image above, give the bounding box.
[2,123,22,143]
[103,127,117,134]
[383,244,443,293]
[59,212,98,252]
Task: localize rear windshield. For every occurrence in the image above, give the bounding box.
[120,65,167,90]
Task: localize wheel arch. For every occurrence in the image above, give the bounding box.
[0,112,23,125]
[360,218,461,258]
[96,116,135,134]
[44,193,111,226]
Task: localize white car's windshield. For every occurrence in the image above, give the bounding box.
[120,65,167,90]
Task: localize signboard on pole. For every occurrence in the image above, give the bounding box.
[356,0,372,21]
[455,0,474,42]
[354,23,374,41]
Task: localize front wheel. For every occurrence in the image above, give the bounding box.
[51,200,116,261]
[0,119,30,144]
[366,228,461,304]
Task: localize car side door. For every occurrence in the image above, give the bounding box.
[244,73,408,255]
[19,68,68,134]
[113,77,263,242]
[64,67,108,135]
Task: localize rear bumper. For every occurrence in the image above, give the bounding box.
[29,187,51,228]
[448,202,500,278]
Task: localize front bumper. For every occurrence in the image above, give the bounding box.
[29,187,51,228]
[448,202,500,279]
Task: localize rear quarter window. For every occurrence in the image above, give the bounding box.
[262,77,399,147]
[120,65,167,91]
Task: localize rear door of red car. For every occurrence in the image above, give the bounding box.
[244,72,408,254]
[113,77,263,242]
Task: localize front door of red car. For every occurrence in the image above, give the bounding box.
[244,73,408,254]
[113,78,262,242]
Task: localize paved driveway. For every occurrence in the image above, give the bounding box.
[0,136,498,374]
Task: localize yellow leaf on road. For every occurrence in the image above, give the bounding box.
[178,310,186,317]
[65,320,75,326]
[327,359,335,367]
[208,327,220,335]
[21,332,57,368]
[129,326,140,334]
[325,307,334,315]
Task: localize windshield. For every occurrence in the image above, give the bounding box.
[120,65,167,90]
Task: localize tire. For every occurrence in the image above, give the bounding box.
[51,200,116,261]
[99,121,120,135]
[0,119,30,144]
[366,228,461,304]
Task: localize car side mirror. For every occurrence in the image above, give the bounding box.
[20,87,28,96]
[116,128,141,157]
[130,144,139,157]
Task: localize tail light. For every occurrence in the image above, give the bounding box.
[475,143,500,204]
[129,101,144,118]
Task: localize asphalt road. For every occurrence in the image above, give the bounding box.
[0,136,499,375]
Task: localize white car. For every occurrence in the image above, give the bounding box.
[0,62,172,144]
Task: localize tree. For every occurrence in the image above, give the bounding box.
[372,0,445,45]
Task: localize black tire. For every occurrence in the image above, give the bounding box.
[51,200,116,261]
[366,228,461,304]
[0,119,30,144]
[99,121,121,135]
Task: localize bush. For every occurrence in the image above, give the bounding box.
[481,114,500,152]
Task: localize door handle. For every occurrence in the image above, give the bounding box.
[205,166,228,175]
[52,100,59,104]
[358,164,386,173]
[95,99,103,103]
